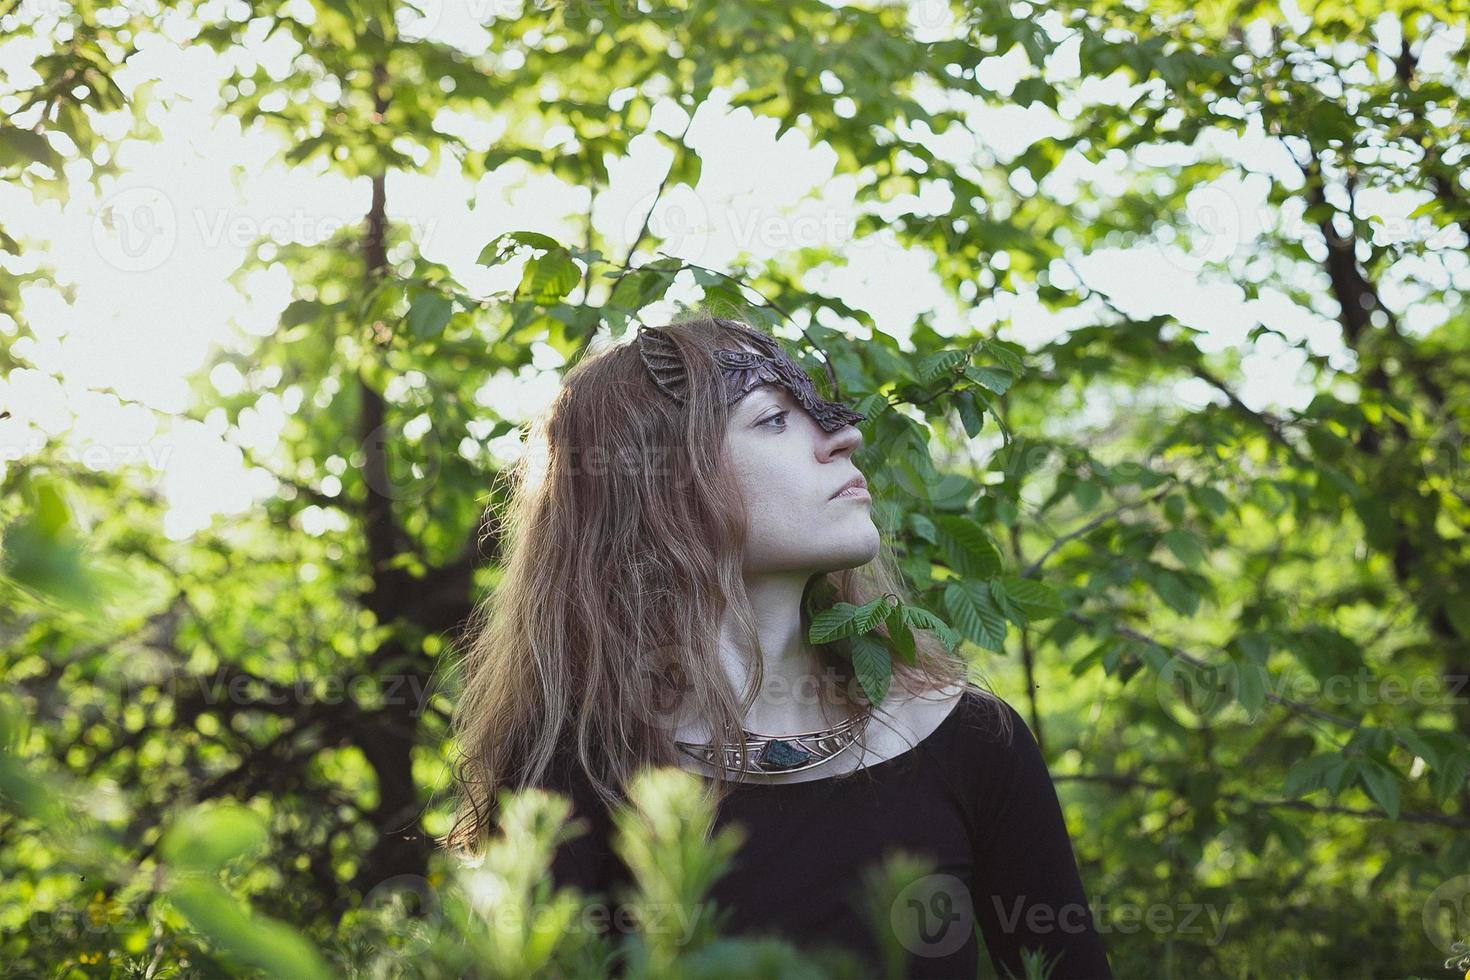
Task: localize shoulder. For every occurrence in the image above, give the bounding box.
[936,683,1026,749]
[876,681,1027,768]
[925,686,1042,788]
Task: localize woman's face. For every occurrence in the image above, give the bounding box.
[724,382,880,575]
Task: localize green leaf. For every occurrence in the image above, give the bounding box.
[944,581,1007,652]
[988,578,1022,627]
[1161,528,1204,569]
[900,604,961,653]
[1011,76,1056,108]
[850,634,892,704]
[1394,727,1442,769]
[283,134,330,166]
[955,389,984,438]
[1443,597,1470,642]
[1358,760,1400,819]
[853,594,898,633]
[809,602,862,644]
[161,803,269,870]
[978,338,1026,376]
[1189,484,1229,518]
[1139,564,1200,616]
[0,126,61,168]
[1234,632,1270,666]
[1071,479,1101,509]
[886,603,917,666]
[522,249,581,304]
[1163,494,1186,523]
[477,230,562,267]
[917,349,967,382]
[996,575,1063,621]
[1324,755,1357,795]
[908,512,937,544]
[1284,753,1347,798]
[964,364,1013,395]
[406,291,453,340]
[1432,752,1468,805]
[1232,660,1267,718]
[281,298,325,329]
[1072,637,1112,678]
[167,880,332,979]
[934,515,1003,579]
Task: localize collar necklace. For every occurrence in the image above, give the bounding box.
[674,709,873,776]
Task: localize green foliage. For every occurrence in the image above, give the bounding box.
[3,0,1470,976]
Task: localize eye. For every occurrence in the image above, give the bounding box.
[758,411,789,431]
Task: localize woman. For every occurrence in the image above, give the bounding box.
[443,311,1113,979]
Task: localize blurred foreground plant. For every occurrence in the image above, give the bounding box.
[4,678,1009,980]
[331,766,952,979]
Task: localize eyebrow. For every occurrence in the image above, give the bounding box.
[736,385,783,420]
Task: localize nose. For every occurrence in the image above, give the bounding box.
[818,421,862,461]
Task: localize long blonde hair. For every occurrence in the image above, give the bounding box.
[441,309,999,855]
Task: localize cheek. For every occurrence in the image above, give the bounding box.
[740,463,796,522]
[730,449,808,526]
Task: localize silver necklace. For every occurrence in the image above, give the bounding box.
[674,709,873,776]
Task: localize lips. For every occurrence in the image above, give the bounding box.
[830,475,868,499]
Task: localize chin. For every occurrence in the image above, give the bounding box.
[821,528,882,570]
[747,520,882,574]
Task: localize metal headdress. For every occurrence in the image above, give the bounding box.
[636,319,866,433]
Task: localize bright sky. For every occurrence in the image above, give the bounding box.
[0,0,1464,537]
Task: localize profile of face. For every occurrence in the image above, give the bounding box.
[723,381,880,576]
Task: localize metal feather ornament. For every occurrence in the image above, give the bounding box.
[636,322,692,402]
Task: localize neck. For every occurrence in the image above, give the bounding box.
[717,570,835,732]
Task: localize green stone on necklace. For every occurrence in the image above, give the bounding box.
[758,738,815,771]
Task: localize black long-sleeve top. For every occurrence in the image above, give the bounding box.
[537,689,1114,979]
